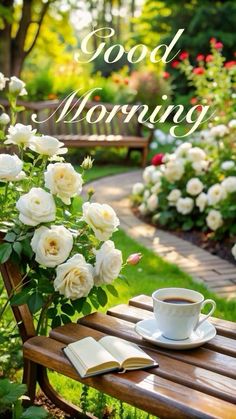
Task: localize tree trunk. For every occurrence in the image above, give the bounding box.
[0,0,14,76]
[130,0,135,33]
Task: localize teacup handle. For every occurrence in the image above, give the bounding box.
[194,299,216,331]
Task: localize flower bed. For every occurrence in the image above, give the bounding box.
[132,123,236,261]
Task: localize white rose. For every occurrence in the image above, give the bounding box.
[16,187,56,226]
[0,154,25,182]
[143,165,155,183]
[82,202,119,241]
[229,120,236,129]
[222,177,236,194]
[143,190,150,200]
[31,225,73,268]
[196,192,208,212]
[151,181,162,194]
[132,182,144,195]
[44,163,83,205]
[164,160,184,182]
[210,124,229,138]
[188,147,206,162]
[151,170,162,184]
[9,76,27,96]
[147,194,158,211]
[186,178,204,196]
[176,197,194,215]
[138,203,148,215]
[206,210,223,231]
[54,254,94,300]
[192,160,208,175]
[231,244,236,260]
[167,189,181,205]
[0,113,10,125]
[29,135,67,156]
[207,184,226,205]
[0,73,8,90]
[175,142,192,158]
[5,124,36,148]
[94,241,122,286]
[221,161,235,171]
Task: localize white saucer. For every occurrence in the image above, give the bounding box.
[135,318,216,350]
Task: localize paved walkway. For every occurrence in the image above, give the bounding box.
[86,170,236,300]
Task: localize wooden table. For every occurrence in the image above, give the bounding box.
[24,294,236,419]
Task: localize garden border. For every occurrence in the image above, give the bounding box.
[85,170,236,300]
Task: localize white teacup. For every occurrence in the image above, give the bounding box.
[152,288,216,340]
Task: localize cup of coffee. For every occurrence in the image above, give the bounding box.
[152,288,216,340]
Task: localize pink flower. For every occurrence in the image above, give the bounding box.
[196,54,204,61]
[127,253,142,265]
[179,51,189,60]
[206,54,213,62]
[171,60,180,68]
[193,67,205,75]
[163,71,170,79]
[210,37,216,45]
[190,97,198,105]
[224,61,236,68]
[214,42,223,50]
[151,153,165,166]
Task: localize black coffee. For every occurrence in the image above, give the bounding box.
[162,297,195,304]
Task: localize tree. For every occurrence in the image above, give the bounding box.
[0,0,54,77]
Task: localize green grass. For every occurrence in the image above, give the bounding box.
[83,164,135,183]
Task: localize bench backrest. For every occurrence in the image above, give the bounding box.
[0,234,36,342]
[1,99,142,138]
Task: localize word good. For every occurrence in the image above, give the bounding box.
[32,89,214,138]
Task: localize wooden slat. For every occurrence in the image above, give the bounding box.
[78,313,236,380]
[50,323,236,404]
[107,304,236,357]
[24,336,236,419]
[129,295,236,339]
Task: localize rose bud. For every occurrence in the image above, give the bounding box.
[127,253,142,265]
[151,153,165,166]
[81,156,94,170]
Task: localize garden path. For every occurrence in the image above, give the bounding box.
[86,171,236,300]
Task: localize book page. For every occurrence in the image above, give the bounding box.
[99,336,154,368]
[68,337,119,371]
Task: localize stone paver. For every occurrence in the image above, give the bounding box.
[86,170,236,300]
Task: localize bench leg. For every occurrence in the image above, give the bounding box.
[37,366,92,418]
[22,358,37,406]
[141,146,148,168]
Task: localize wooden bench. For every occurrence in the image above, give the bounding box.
[0,99,154,167]
[1,253,236,418]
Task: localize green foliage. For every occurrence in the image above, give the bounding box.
[0,378,47,418]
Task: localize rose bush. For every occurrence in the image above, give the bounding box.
[0,74,136,334]
[132,123,236,259]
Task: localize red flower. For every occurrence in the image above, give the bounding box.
[179,51,189,60]
[94,95,101,102]
[151,153,165,166]
[210,37,216,45]
[163,71,170,79]
[224,61,236,68]
[196,54,205,61]
[190,97,198,105]
[171,60,180,68]
[124,77,129,85]
[196,105,203,112]
[214,41,223,50]
[193,67,205,75]
[206,54,213,62]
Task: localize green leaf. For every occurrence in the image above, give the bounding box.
[21,405,48,419]
[71,297,86,312]
[61,314,71,324]
[51,315,61,328]
[38,279,54,294]
[89,294,99,309]
[0,243,12,263]
[28,293,44,314]
[106,284,119,297]
[21,239,34,259]
[182,220,194,231]
[96,288,108,307]
[81,301,92,315]
[61,303,75,316]
[47,307,57,319]
[0,379,26,406]
[4,232,16,242]
[11,288,31,306]
[13,241,22,257]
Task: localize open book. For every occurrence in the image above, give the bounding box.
[63,336,158,378]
